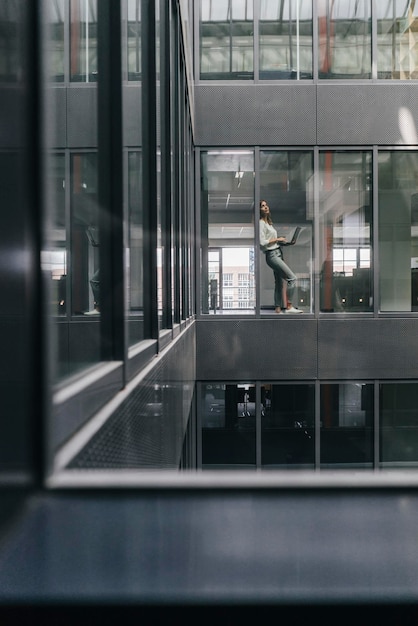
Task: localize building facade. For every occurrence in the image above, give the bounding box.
[4,0,418,615]
[2,0,418,478]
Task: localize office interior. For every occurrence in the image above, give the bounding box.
[3,0,418,620]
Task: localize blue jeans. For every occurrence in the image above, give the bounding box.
[265,249,297,308]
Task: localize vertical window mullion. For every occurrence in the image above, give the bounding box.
[374,380,379,469]
[97,0,124,359]
[141,0,158,338]
[160,0,172,329]
[173,13,181,324]
[254,147,260,315]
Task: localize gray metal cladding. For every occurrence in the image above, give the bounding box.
[67,324,196,469]
[195,83,418,147]
[46,87,67,149]
[197,318,418,381]
[52,81,418,151]
[317,84,418,146]
[196,319,318,380]
[67,86,98,147]
[194,84,317,146]
[318,318,418,379]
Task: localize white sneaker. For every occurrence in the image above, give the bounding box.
[84,309,100,315]
[285,306,303,314]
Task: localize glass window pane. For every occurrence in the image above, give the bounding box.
[378,151,418,312]
[380,383,418,467]
[201,151,255,313]
[70,0,98,82]
[156,3,164,327]
[377,0,418,80]
[45,0,65,82]
[259,0,312,79]
[201,383,256,467]
[319,151,372,313]
[318,0,371,79]
[43,151,103,381]
[200,0,254,79]
[127,0,141,80]
[45,154,68,381]
[321,383,374,468]
[47,154,67,316]
[259,151,313,313]
[261,383,315,468]
[232,0,253,21]
[231,0,253,75]
[201,0,230,21]
[127,152,144,345]
[71,153,100,316]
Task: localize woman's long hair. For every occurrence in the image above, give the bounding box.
[260,200,273,225]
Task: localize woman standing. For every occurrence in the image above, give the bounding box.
[259,200,302,314]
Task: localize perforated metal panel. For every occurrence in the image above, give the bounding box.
[67,87,98,148]
[197,318,418,381]
[318,318,418,379]
[195,83,418,147]
[194,84,316,146]
[46,87,67,149]
[123,84,142,146]
[317,84,418,146]
[67,325,196,469]
[196,319,317,380]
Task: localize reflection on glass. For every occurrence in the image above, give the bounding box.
[259,0,312,79]
[71,153,99,316]
[127,151,144,345]
[261,384,314,468]
[157,150,163,325]
[318,0,371,79]
[45,0,65,81]
[156,1,162,326]
[70,0,98,82]
[201,383,256,467]
[319,151,372,312]
[127,0,141,80]
[321,383,373,468]
[47,154,66,318]
[44,152,102,382]
[380,383,418,467]
[377,0,418,79]
[0,2,20,81]
[201,151,255,313]
[378,151,418,312]
[260,151,313,313]
[200,0,254,79]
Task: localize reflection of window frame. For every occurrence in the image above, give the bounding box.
[70,0,98,82]
[70,151,99,315]
[318,0,372,79]
[259,0,313,80]
[376,1,418,80]
[199,0,254,79]
[127,0,141,80]
[46,0,66,82]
